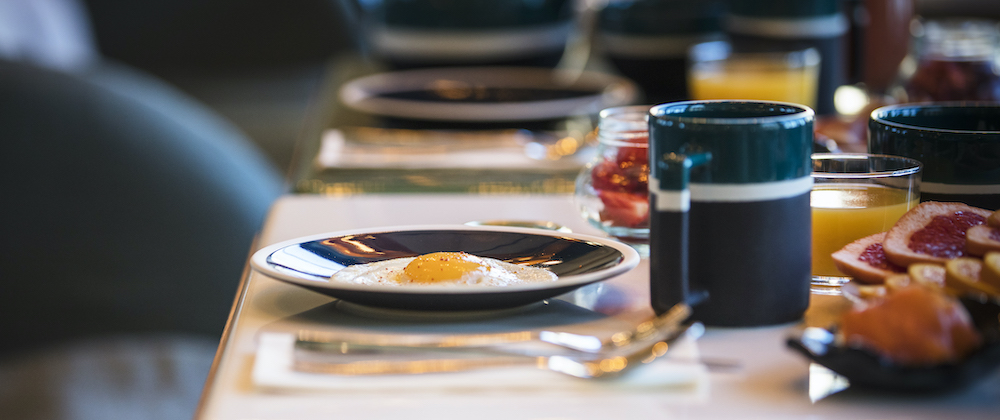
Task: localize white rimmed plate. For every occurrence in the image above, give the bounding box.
[250,225,640,311]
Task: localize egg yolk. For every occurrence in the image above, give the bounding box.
[402,252,487,283]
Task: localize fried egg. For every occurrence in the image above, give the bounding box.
[330,252,558,287]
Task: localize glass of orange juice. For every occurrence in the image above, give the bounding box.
[810,153,921,294]
[688,41,820,109]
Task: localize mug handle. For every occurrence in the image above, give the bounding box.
[651,151,712,314]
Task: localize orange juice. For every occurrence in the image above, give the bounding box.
[689,57,819,108]
[688,49,819,107]
[811,184,918,277]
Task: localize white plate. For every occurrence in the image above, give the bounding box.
[250,225,640,310]
[339,67,639,122]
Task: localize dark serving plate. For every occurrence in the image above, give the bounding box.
[787,297,1000,393]
[250,225,640,311]
[338,67,638,122]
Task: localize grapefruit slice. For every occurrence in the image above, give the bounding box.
[831,232,906,284]
[883,202,992,266]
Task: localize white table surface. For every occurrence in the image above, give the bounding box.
[195,194,1000,420]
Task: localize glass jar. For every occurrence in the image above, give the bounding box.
[574,105,650,255]
[898,19,1000,102]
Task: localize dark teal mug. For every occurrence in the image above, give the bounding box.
[648,101,814,326]
[869,103,1000,210]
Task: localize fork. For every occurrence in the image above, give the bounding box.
[293,321,703,379]
[296,303,693,355]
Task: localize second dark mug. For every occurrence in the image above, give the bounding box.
[869,103,1000,210]
[648,101,814,326]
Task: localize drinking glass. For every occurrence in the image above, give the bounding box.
[810,153,921,294]
[688,41,821,109]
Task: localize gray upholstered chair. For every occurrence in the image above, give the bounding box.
[0,58,284,419]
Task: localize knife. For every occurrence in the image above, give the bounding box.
[296,303,692,355]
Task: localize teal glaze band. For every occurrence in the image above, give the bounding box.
[649,100,814,185]
[869,103,1000,187]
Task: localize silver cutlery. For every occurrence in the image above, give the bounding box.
[292,319,703,379]
[296,303,692,355]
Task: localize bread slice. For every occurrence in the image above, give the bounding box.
[945,257,1000,297]
[831,232,906,284]
[966,224,1000,256]
[989,209,1000,228]
[982,252,1000,290]
[883,202,993,266]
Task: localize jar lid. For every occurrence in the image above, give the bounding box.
[598,105,650,144]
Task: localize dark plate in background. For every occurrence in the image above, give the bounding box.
[339,67,638,122]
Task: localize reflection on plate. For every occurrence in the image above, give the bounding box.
[787,297,1000,393]
[339,67,639,122]
[250,225,640,311]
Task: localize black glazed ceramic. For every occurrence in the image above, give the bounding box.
[869,103,1000,210]
[250,225,640,311]
[787,297,1000,393]
[338,67,638,122]
[647,101,814,326]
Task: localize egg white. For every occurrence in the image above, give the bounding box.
[330,255,557,287]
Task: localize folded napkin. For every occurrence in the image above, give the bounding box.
[252,332,709,396]
[316,129,587,170]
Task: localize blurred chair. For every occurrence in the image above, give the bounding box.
[0,55,284,418]
[78,0,358,173]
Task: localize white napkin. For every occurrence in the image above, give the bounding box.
[252,332,709,395]
[316,129,587,170]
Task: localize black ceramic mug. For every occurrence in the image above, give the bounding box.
[648,101,814,326]
[869,103,1000,210]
